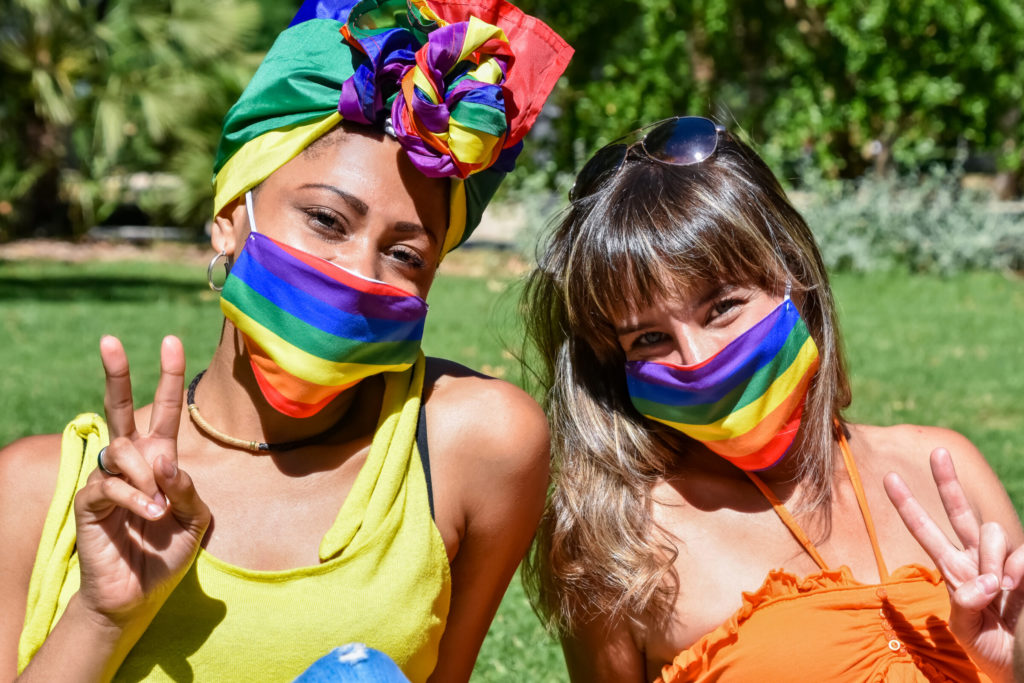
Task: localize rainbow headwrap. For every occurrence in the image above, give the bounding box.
[213,0,572,257]
[625,299,821,471]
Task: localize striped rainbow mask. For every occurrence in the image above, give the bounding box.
[220,192,428,417]
[625,295,820,471]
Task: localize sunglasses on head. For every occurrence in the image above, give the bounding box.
[569,116,725,202]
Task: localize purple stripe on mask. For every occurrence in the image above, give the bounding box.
[243,233,427,321]
[626,300,796,393]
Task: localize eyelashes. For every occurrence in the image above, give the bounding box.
[625,296,750,352]
[303,207,427,270]
[305,207,345,236]
[706,297,746,324]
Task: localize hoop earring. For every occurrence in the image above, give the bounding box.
[207,250,229,292]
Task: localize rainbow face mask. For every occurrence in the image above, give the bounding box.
[219,192,428,418]
[624,294,820,471]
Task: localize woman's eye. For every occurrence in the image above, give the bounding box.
[305,208,345,236]
[633,331,669,349]
[708,297,744,322]
[389,246,426,270]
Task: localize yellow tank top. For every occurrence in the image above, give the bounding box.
[18,356,451,682]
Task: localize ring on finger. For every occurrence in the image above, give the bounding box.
[97,446,119,477]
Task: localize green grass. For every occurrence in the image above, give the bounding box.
[834,272,1024,508]
[1,259,1021,680]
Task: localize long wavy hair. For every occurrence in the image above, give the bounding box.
[521,130,852,633]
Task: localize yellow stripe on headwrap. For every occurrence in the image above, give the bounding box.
[214,109,470,260]
[444,179,468,255]
[461,17,507,61]
[213,113,343,217]
[448,121,500,168]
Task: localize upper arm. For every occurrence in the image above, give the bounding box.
[423,363,550,682]
[562,615,647,683]
[0,434,62,679]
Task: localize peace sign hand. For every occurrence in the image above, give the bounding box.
[73,335,211,632]
[885,448,1024,682]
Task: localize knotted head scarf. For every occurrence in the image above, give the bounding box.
[213,0,572,257]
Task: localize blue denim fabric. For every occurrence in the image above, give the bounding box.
[292,644,411,682]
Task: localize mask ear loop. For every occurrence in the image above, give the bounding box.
[245,190,260,234]
[784,280,792,301]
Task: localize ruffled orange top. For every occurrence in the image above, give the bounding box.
[660,435,990,683]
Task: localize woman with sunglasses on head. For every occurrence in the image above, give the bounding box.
[0,1,571,681]
[522,117,1024,682]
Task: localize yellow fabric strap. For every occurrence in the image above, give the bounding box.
[18,414,107,672]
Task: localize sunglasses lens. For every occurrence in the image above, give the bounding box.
[570,143,628,201]
[643,116,719,166]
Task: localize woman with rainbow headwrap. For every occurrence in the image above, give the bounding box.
[520,117,1024,681]
[1,1,571,681]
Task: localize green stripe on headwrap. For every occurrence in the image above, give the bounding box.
[214,20,354,175]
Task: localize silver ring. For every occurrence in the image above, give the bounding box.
[97,446,118,476]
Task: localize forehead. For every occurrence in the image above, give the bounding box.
[262,128,449,235]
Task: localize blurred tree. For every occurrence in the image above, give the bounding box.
[517,0,1024,191]
[0,0,264,240]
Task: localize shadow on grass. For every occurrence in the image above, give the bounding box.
[0,273,204,303]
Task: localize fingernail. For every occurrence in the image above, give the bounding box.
[154,492,167,508]
[147,502,164,518]
[1003,575,1016,590]
[978,573,999,593]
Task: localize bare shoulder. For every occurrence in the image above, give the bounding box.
[852,423,992,479]
[422,357,549,476]
[851,422,1020,536]
[0,433,63,526]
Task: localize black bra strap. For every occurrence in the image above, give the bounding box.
[416,399,435,521]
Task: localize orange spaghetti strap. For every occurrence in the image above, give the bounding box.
[837,431,891,582]
[746,471,830,571]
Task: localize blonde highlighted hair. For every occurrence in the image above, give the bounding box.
[522,130,851,633]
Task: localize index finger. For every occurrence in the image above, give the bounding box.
[147,336,186,442]
[930,448,981,552]
[884,471,965,587]
[100,335,138,439]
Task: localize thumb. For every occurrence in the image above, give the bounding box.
[953,573,1001,612]
[154,455,210,535]
[947,573,999,645]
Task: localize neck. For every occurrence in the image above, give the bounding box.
[189,322,379,450]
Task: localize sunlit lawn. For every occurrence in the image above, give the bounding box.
[1,257,1021,680]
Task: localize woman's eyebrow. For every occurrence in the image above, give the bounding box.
[696,282,736,306]
[394,221,439,245]
[298,183,439,245]
[299,183,368,216]
[615,317,656,336]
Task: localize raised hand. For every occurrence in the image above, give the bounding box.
[73,335,211,630]
[884,448,1024,682]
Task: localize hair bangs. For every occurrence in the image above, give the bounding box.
[559,159,791,358]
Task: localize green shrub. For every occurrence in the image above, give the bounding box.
[799,169,1024,273]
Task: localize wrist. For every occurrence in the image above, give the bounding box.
[64,593,155,656]
[19,595,154,683]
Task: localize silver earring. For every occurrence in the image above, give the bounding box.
[207,250,229,292]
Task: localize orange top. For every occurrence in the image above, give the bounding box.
[660,434,990,683]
